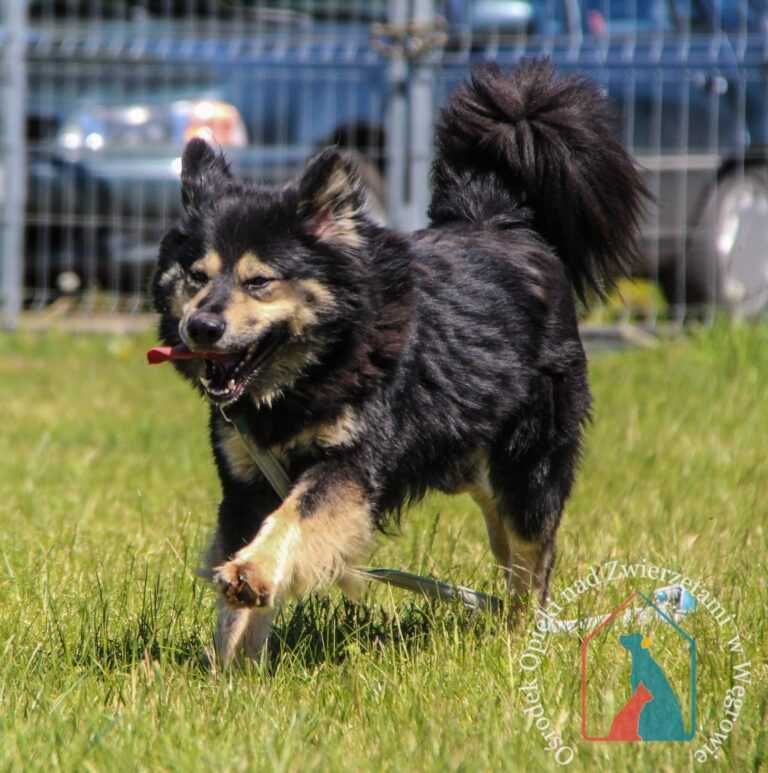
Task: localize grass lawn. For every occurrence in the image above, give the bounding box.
[0,324,765,772]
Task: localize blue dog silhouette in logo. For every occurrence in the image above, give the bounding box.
[619,633,686,741]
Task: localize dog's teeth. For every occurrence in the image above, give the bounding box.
[228,379,236,390]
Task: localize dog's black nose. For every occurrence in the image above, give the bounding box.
[187,313,225,347]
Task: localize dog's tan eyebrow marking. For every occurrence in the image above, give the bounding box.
[235,252,279,281]
[297,279,335,310]
[190,251,223,277]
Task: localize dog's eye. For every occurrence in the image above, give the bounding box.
[244,276,272,292]
[187,270,208,286]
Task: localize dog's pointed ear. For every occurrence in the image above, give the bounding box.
[298,148,367,248]
[180,138,231,214]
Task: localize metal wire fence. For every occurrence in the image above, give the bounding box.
[2,0,768,327]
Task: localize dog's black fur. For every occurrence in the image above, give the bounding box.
[153,61,647,660]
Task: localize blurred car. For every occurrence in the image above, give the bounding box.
[23,0,768,315]
[24,1,389,301]
[445,0,768,316]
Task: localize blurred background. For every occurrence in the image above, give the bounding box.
[1,0,768,328]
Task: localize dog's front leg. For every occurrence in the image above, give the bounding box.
[205,473,281,665]
[214,601,275,665]
[213,468,374,613]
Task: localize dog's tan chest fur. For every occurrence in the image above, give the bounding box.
[216,407,362,484]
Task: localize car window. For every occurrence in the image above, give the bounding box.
[709,0,768,31]
[665,0,768,32]
[28,0,387,22]
[443,0,569,36]
[580,0,674,35]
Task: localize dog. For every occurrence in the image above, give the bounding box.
[152,61,647,663]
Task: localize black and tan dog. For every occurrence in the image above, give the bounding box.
[152,61,646,662]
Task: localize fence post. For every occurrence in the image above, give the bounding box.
[408,0,435,231]
[1,0,27,328]
[386,0,409,230]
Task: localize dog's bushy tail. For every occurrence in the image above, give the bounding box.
[429,60,649,301]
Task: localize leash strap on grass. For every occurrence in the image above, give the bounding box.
[358,568,504,612]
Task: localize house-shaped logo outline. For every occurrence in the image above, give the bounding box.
[580,590,697,742]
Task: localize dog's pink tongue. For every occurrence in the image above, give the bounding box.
[146,345,226,365]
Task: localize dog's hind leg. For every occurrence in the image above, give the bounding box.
[475,432,582,607]
[470,479,511,577]
[471,480,556,608]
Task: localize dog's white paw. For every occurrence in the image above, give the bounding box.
[213,559,276,608]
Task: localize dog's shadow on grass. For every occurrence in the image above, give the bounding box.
[69,592,502,675]
[263,596,499,673]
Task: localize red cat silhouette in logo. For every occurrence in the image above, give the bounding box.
[606,683,653,741]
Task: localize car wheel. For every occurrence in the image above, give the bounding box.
[670,167,768,318]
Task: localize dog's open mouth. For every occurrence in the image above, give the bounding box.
[200,329,285,405]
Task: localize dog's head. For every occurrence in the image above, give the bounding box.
[153,139,371,406]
